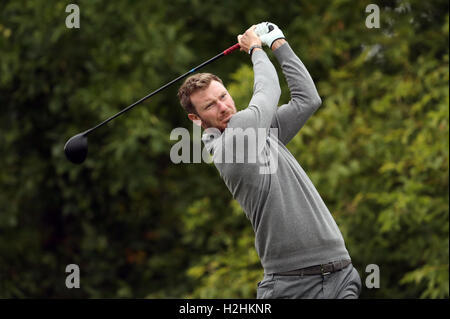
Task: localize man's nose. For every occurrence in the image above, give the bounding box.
[218,101,228,112]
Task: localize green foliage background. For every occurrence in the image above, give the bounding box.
[0,0,448,298]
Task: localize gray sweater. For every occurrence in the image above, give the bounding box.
[202,43,350,274]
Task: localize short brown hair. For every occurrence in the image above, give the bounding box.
[178,73,223,114]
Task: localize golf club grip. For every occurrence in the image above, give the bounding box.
[223,43,240,55]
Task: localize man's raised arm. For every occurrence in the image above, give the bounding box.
[256,22,322,145]
[229,25,281,131]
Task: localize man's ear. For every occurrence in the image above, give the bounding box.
[188,113,202,127]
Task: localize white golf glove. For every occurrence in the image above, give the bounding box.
[255,22,285,48]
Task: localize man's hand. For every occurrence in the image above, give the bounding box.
[237,25,262,54]
[255,22,285,49]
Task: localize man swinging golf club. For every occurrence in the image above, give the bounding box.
[177,22,362,299]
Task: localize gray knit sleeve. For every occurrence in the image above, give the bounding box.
[271,43,322,145]
[228,49,281,131]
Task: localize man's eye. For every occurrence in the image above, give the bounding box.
[221,94,226,99]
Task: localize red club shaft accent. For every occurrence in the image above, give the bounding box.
[223,43,240,55]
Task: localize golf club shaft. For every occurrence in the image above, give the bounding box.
[83,43,241,136]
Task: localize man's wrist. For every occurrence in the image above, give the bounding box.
[249,44,263,56]
[271,38,287,51]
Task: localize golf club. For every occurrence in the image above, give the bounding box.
[64,43,241,164]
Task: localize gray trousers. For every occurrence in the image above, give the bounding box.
[257,264,362,299]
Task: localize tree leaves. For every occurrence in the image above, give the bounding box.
[0,0,448,299]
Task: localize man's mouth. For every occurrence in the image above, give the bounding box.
[222,114,232,123]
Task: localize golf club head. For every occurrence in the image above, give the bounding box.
[64,133,88,164]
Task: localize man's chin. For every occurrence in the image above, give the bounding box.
[202,123,223,132]
[221,115,234,127]
[202,120,231,132]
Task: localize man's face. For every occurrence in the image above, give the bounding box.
[188,80,237,132]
